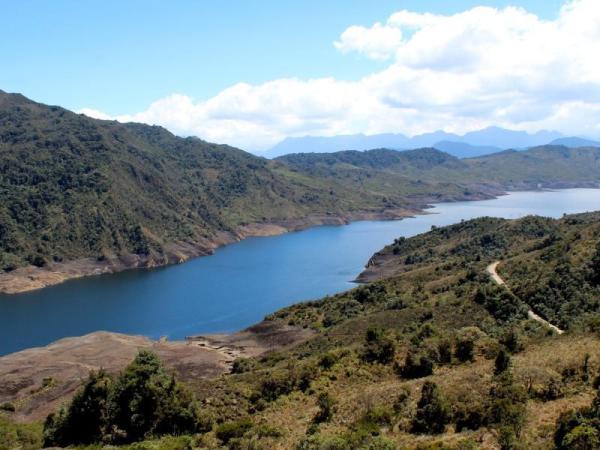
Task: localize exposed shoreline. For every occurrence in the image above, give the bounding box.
[0,320,314,422]
[0,207,426,295]
[2,182,597,296]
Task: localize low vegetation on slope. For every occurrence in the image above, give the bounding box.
[3,212,600,449]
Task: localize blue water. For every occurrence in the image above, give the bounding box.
[1,189,600,356]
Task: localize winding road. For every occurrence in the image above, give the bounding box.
[486,262,564,335]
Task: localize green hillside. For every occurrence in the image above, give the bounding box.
[1,90,599,279]
[0,91,399,271]
[276,146,600,194]
[6,212,600,449]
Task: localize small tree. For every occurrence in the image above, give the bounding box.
[412,382,449,434]
[43,370,112,447]
[494,350,511,376]
[399,351,434,379]
[43,350,201,446]
[455,336,475,362]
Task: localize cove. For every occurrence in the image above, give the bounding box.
[2,188,600,356]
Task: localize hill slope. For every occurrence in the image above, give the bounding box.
[3,212,600,449]
[0,91,420,292]
[276,146,600,197]
[1,91,599,294]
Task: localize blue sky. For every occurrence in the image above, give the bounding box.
[1,0,597,151]
[1,0,565,114]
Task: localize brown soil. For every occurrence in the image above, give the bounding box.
[0,320,313,423]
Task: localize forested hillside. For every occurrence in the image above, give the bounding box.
[1,90,600,288]
[0,91,401,273]
[276,146,600,194]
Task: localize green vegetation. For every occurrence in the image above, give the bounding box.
[43,351,203,446]
[4,209,600,448]
[2,91,600,275]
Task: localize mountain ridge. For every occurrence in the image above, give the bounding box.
[263,126,566,158]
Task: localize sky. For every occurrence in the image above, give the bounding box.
[1,0,597,152]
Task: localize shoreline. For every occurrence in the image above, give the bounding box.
[0,320,314,422]
[2,182,598,296]
[0,207,426,295]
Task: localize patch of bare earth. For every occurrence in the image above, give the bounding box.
[0,321,314,423]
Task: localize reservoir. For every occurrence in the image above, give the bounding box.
[1,188,600,356]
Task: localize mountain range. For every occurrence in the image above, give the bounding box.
[263,128,600,159]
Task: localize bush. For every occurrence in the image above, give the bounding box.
[399,352,434,379]
[494,350,511,375]
[231,357,256,374]
[0,402,15,412]
[43,369,112,446]
[313,392,336,424]
[412,382,449,434]
[363,327,395,365]
[554,389,600,449]
[437,340,452,364]
[215,418,253,444]
[260,373,295,402]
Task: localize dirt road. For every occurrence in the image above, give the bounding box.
[486,261,564,335]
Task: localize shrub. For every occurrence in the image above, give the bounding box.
[313,392,336,424]
[43,370,112,446]
[455,335,476,363]
[412,382,449,434]
[260,374,295,402]
[215,418,253,444]
[231,357,256,374]
[554,389,600,449]
[399,352,434,379]
[500,329,524,353]
[437,340,452,364]
[363,327,395,365]
[494,350,511,375]
[0,402,15,412]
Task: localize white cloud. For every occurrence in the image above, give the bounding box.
[334,23,402,60]
[79,0,600,152]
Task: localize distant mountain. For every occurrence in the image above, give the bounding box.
[263,126,564,158]
[550,137,600,148]
[459,126,562,149]
[263,133,412,158]
[433,141,502,158]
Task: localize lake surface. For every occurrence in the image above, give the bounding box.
[2,188,600,356]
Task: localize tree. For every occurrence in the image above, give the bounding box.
[455,336,475,362]
[43,370,112,447]
[108,350,200,442]
[313,392,336,424]
[412,382,449,434]
[43,350,201,446]
[399,351,434,379]
[554,389,600,450]
[494,350,511,376]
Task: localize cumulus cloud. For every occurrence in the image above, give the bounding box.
[79,0,600,152]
